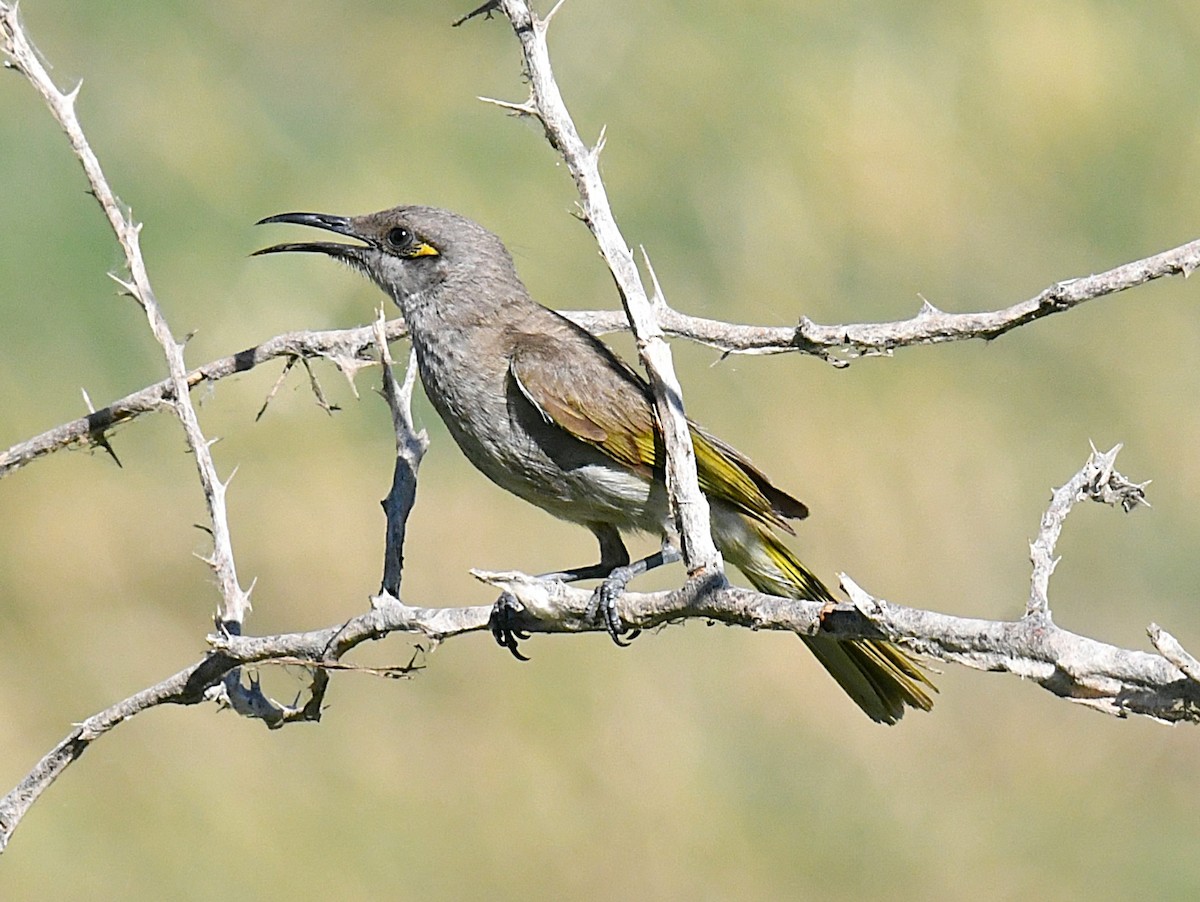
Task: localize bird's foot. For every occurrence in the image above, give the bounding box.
[585,565,642,647]
[489,591,531,662]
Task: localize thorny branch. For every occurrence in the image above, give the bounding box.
[485,0,722,575]
[3,0,1200,857]
[570,233,1200,363]
[0,2,249,627]
[6,228,1199,480]
[0,306,432,852]
[6,442,1195,853]
[0,320,409,479]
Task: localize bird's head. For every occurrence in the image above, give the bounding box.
[254,205,516,315]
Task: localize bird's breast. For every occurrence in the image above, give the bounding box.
[407,323,665,532]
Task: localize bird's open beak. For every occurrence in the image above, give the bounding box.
[253,211,366,260]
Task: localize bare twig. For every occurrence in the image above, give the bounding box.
[490,0,722,576]
[0,651,243,853]
[476,446,1188,721]
[255,356,299,421]
[373,310,429,597]
[1,3,249,625]
[791,240,1200,362]
[1148,626,1200,685]
[1027,443,1148,617]
[0,421,1190,855]
[7,230,1200,482]
[0,320,411,480]
[0,315,432,848]
[568,233,1200,362]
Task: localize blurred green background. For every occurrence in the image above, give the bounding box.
[2,1,1199,898]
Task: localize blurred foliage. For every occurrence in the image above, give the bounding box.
[1,1,1199,899]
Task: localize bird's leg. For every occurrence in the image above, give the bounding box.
[537,523,630,583]
[490,524,631,659]
[586,536,682,646]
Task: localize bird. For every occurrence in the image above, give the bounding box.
[254,205,934,723]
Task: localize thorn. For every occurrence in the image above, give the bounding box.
[639,246,667,309]
[81,387,96,413]
[568,203,590,228]
[300,356,338,415]
[478,94,536,117]
[592,124,607,159]
[1091,442,1122,479]
[917,294,942,316]
[256,356,297,421]
[544,0,568,28]
[107,272,135,295]
[1134,481,1154,511]
[94,432,123,468]
[328,353,368,398]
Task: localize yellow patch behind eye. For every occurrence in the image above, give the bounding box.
[412,242,439,257]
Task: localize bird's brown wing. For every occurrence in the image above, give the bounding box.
[508,318,807,530]
[509,326,658,478]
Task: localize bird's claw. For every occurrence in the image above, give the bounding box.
[489,591,531,661]
[492,570,641,656]
[586,568,641,647]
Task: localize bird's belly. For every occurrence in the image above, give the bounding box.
[415,345,667,533]
[473,438,668,533]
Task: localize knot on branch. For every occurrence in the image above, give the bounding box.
[1083,444,1149,513]
[1037,280,1078,311]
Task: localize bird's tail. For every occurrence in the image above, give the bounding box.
[714,514,935,724]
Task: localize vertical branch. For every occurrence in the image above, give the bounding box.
[0,3,250,624]
[373,312,429,598]
[489,0,722,576]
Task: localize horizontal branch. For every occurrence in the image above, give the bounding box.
[571,235,1200,363]
[469,569,1199,722]
[210,444,1190,728]
[3,436,1193,853]
[0,320,411,479]
[6,228,1197,481]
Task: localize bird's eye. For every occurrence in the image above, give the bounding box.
[386,227,413,249]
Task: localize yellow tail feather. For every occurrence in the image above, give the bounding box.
[718,517,935,724]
